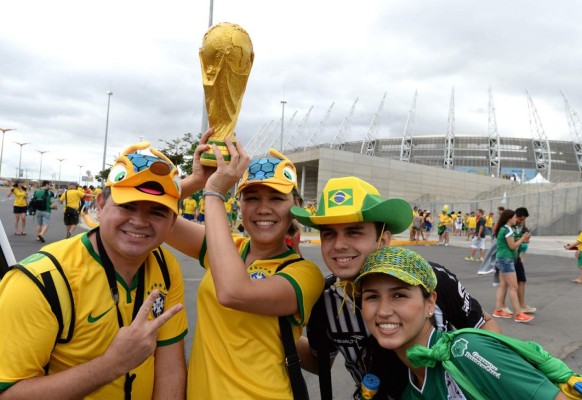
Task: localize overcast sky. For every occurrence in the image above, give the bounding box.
[1,0,581,183]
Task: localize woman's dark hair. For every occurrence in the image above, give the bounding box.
[287,189,304,237]
[493,209,515,237]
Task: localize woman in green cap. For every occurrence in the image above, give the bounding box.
[356,246,579,399]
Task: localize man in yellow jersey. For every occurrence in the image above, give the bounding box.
[0,142,188,399]
[182,194,198,221]
[60,182,86,238]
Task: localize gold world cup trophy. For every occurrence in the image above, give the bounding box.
[199,22,254,166]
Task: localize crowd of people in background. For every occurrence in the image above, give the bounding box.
[4,180,103,240]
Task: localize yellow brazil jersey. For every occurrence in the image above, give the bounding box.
[188,235,324,399]
[225,197,234,213]
[438,213,451,227]
[60,189,85,210]
[183,198,197,214]
[11,187,27,207]
[485,215,493,228]
[467,216,477,229]
[577,231,582,251]
[198,197,205,214]
[0,230,188,398]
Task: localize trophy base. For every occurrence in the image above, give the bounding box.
[200,140,233,167]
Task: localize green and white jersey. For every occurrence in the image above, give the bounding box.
[496,225,516,259]
[402,330,560,399]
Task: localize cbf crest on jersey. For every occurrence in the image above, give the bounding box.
[151,292,166,318]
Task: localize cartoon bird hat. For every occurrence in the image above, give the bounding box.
[106,142,181,214]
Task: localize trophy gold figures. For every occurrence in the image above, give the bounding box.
[199,22,254,166]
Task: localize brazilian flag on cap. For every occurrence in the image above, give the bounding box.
[291,176,413,234]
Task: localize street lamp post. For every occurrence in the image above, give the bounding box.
[14,141,30,179]
[37,150,48,180]
[57,158,65,184]
[101,91,113,187]
[0,128,15,177]
[280,100,287,152]
[78,165,83,185]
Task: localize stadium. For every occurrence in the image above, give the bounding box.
[242,91,582,236]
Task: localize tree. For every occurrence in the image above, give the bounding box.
[95,167,111,186]
[157,132,201,176]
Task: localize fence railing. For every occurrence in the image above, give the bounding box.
[413,184,582,236]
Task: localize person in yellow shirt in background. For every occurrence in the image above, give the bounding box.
[226,194,239,230]
[485,211,494,239]
[224,193,234,230]
[437,208,452,246]
[60,183,86,238]
[196,196,205,224]
[302,202,317,233]
[6,180,28,236]
[449,211,458,236]
[409,206,419,241]
[466,211,477,241]
[182,194,198,221]
[565,230,582,283]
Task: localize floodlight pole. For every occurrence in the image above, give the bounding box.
[280,100,287,152]
[0,128,15,177]
[57,158,65,184]
[37,150,48,180]
[14,141,30,179]
[101,91,113,186]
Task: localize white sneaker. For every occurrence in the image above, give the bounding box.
[501,307,514,315]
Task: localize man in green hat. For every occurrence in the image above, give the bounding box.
[292,176,500,400]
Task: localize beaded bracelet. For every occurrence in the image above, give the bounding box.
[203,190,226,202]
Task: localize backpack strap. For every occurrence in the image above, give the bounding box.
[11,251,75,375]
[152,247,171,290]
[276,257,310,400]
[13,251,75,344]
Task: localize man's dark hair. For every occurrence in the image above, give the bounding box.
[42,180,51,187]
[101,186,111,200]
[374,222,386,239]
[515,207,529,218]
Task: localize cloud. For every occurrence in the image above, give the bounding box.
[1,0,581,182]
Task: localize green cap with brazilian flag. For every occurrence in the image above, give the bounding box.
[290,176,413,233]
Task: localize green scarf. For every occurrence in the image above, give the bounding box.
[407,328,582,400]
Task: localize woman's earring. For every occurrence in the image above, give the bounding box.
[427,311,433,317]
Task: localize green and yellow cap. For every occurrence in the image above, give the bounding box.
[290,177,412,233]
[355,246,437,292]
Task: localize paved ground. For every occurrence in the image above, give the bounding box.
[2,189,581,398]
